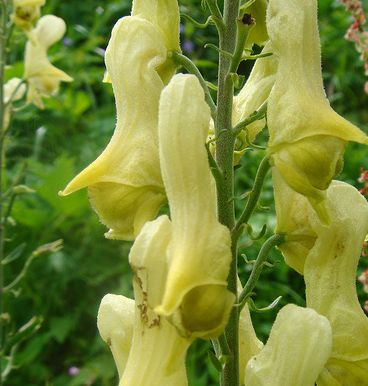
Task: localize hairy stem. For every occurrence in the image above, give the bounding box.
[0,1,7,384]
[214,0,240,384]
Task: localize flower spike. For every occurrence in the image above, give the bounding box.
[60,17,167,240]
[155,74,234,339]
[266,0,368,223]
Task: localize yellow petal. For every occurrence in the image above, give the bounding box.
[244,304,332,386]
[97,294,135,378]
[243,0,268,48]
[12,0,45,30]
[60,17,167,240]
[266,0,368,221]
[124,217,190,386]
[303,182,368,383]
[4,78,26,104]
[155,74,234,339]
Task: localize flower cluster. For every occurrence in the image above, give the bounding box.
[61,0,368,384]
[340,0,368,93]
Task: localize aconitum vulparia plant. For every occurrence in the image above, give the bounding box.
[61,0,368,385]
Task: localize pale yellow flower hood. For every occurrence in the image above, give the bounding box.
[266,0,368,223]
[126,216,190,386]
[103,0,180,85]
[302,182,368,385]
[60,16,167,240]
[97,294,135,378]
[244,304,332,386]
[24,15,72,108]
[154,74,234,339]
[12,0,45,30]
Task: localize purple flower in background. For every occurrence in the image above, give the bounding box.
[180,23,185,33]
[68,366,80,376]
[182,40,195,53]
[63,37,73,47]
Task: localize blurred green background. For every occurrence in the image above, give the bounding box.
[3,0,368,385]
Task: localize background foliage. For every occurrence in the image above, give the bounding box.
[4,0,367,385]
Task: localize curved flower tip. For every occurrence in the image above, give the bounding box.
[12,0,45,30]
[3,78,26,130]
[132,0,181,82]
[303,182,368,384]
[97,294,135,377]
[121,217,190,386]
[24,15,72,108]
[60,16,168,240]
[155,74,234,339]
[266,0,368,222]
[244,304,332,386]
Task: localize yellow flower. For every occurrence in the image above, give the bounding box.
[132,0,180,83]
[11,0,45,30]
[3,78,26,130]
[266,0,368,223]
[99,217,191,385]
[24,15,72,109]
[153,74,234,339]
[97,294,134,378]
[244,304,332,386]
[60,16,168,240]
[302,182,368,385]
[242,0,268,49]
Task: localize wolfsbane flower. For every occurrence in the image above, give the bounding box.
[153,74,234,339]
[12,0,45,30]
[266,0,368,223]
[24,15,72,109]
[244,304,332,386]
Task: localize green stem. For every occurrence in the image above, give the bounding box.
[232,101,267,136]
[215,0,240,384]
[0,2,8,383]
[238,233,285,308]
[232,156,270,241]
[169,50,217,118]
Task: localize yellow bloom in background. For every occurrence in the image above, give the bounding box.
[60,16,168,240]
[102,216,190,386]
[154,74,234,339]
[97,294,134,378]
[12,0,45,30]
[303,182,368,385]
[24,15,72,109]
[244,304,332,386]
[266,0,367,223]
[242,0,268,49]
[3,77,26,130]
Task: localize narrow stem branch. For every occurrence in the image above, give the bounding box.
[232,156,270,241]
[232,101,267,136]
[169,50,217,118]
[238,233,285,308]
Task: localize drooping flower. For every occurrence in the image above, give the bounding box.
[244,304,332,386]
[3,77,26,129]
[266,0,368,223]
[24,15,72,108]
[242,0,268,49]
[60,16,168,240]
[154,74,234,339]
[11,0,45,31]
[98,217,191,385]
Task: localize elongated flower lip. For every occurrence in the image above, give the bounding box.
[153,73,234,339]
[244,304,332,386]
[60,16,168,240]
